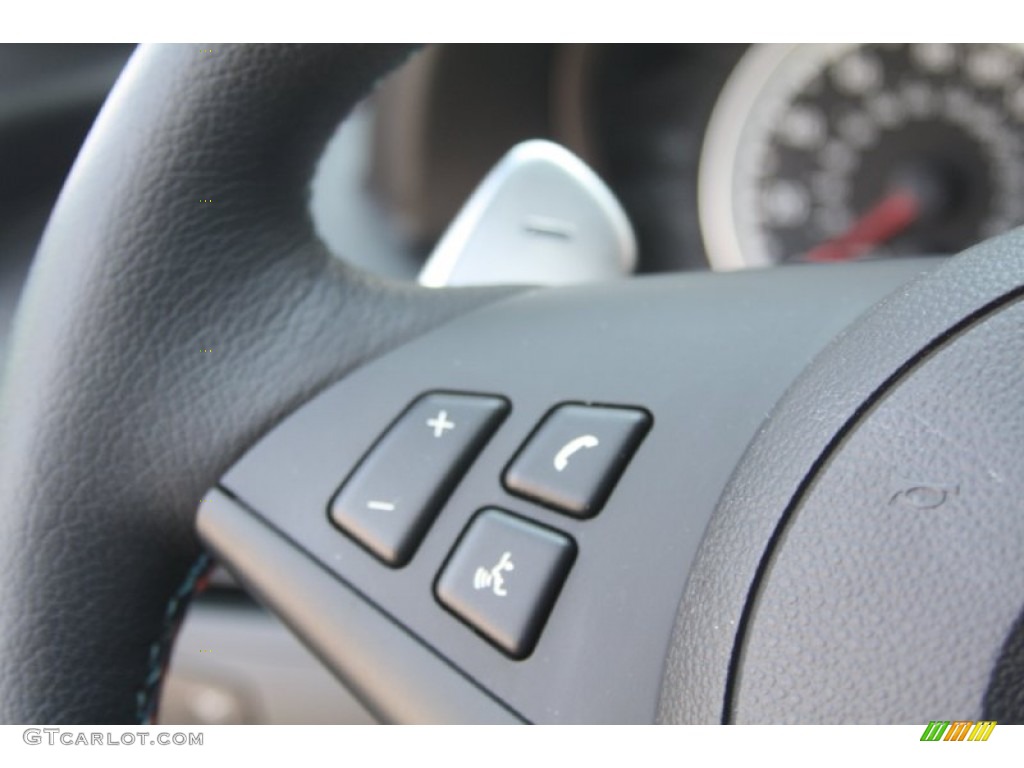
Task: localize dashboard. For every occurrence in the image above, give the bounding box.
[326,43,1024,280]
[321,44,748,276]
[1,43,1021,724]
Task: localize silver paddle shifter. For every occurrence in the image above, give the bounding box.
[418,140,637,287]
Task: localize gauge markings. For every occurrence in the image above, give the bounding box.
[699,43,1024,268]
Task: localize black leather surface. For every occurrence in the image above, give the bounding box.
[734,297,1024,722]
[658,236,1024,723]
[0,44,519,723]
[984,607,1024,721]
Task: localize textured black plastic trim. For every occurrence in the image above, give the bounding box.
[214,260,932,723]
[198,488,524,724]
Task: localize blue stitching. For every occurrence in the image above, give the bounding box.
[135,552,212,724]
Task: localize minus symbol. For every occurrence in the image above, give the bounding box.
[367,501,396,511]
[523,215,576,240]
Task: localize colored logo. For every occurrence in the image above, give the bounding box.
[920,721,996,741]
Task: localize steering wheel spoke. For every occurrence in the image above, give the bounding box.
[198,263,928,723]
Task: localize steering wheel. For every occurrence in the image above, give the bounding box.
[2,44,1023,725]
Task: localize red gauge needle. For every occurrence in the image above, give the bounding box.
[804,189,920,263]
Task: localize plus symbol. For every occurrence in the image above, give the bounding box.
[426,410,456,438]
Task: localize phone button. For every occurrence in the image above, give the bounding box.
[503,404,650,518]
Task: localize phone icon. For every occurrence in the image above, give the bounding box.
[553,434,600,471]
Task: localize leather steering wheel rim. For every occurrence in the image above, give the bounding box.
[0,44,520,724]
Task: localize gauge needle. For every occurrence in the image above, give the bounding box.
[804,189,920,263]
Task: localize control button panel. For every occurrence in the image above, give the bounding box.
[329,393,508,566]
[503,404,650,517]
[435,509,576,659]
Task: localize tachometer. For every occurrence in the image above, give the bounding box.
[699,44,1024,269]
